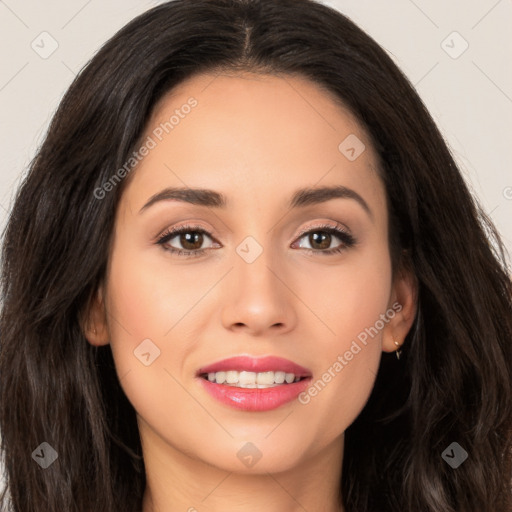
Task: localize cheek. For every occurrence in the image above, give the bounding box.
[294,239,392,437]
[105,239,210,344]
[103,235,228,405]
[103,241,183,391]
[295,231,392,347]
[103,246,206,436]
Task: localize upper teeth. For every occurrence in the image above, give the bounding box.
[206,370,301,388]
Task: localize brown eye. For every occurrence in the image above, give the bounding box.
[176,231,205,251]
[293,225,356,255]
[156,225,217,257]
[307,231,334,250]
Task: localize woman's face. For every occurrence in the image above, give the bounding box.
[88,72,415,474]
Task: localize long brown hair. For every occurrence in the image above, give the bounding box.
[1,1,511,510]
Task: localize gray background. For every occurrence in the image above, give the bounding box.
[0,0,511,485]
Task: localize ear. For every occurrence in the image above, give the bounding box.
[382,264,418,354]
[80,283,110,346]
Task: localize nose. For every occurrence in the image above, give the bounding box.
[220,246,298,337]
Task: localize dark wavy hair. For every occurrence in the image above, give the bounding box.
[1,0,511,510]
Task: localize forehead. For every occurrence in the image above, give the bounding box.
[121,71,385,217]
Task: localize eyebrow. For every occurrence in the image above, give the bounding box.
[139,185,373,219]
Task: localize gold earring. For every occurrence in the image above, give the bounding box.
[93,328,97,335]
[393,340,402,360]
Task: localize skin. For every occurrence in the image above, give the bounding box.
[85,71,417,512]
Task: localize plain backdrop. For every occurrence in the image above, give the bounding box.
[0,0,511,487]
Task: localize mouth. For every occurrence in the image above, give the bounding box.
[196,355,312,383]
[195,355,312,410]
[199,370,309,389]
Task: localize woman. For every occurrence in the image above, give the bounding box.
[1,0,511,511]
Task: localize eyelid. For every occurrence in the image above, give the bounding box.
[155,223,217,244]
[155,221,349,242]
[294,221,352,239]
[155,220,356,256]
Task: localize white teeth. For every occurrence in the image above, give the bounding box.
[213,371,226,384]
[274,371,285,384]
[225,371,239,384]
[256,371,275,385]
[205,370,303,388]
[239,371,256,385]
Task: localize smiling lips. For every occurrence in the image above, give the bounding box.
[196,355,312,411]
[197,355,312,376]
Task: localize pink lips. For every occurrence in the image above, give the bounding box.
[196,355,312,412]
[197,355,312,378]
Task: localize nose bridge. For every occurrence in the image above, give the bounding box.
[234,233,282,301]
[220,231,297,334]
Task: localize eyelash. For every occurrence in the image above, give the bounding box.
[156,223,356,258]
